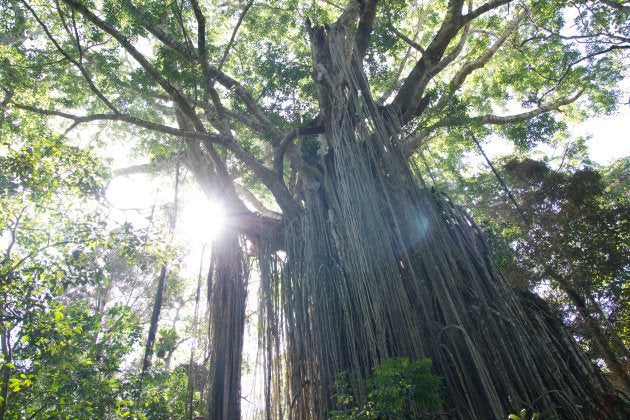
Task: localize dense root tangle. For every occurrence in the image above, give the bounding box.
[206,231,249,419]
[256,18,628,420]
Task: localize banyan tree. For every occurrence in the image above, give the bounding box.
[5,0,630,418]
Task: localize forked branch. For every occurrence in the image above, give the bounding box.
[60,0,203,131]
[391,0,511,122]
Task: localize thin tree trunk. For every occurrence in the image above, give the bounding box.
[140,264,168,379]
[186,246,206,420]
[0,325,11,420]
[140,151,181,383]
[553,274,630,392]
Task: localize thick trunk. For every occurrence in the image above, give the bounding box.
[264,183,628,418]
[206,231,248,419]
[256,20,629,419]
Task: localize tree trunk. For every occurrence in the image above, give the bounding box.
[0,326,10,420]
[206,231,249,419]
[257,19,629,419]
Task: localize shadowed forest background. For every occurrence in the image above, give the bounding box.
[1,0,629,418]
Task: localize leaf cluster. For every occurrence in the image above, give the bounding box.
[332,358,442,419]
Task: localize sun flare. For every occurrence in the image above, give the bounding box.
[178,195,226,244]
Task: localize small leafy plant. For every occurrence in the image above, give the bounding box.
[332,357,442,419]
[508,408,541,420]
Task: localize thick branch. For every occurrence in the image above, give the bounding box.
[427,7,473,83]
[356,0,378,58]
[390,0,466,121]
[391,0,511,123]
[61,0,203,131]
[473,90,584,125]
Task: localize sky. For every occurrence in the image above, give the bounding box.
[582,111,630,164]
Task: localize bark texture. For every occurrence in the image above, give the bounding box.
[206,232,249,419]
[256,17,630,419]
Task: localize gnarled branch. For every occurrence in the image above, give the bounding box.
[391,0,511,123]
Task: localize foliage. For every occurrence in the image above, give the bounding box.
[331,358,442,419]
[119,366,194,420]
[5,303,141,419]
[0,103,157,417]
[1,0,629,418]
[461,156,630,386]
[508,408,540,420]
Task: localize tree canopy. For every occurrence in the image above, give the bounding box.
[3,0,627,233]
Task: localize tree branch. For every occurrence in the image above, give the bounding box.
[234,183,283,220]
[472,90,584,125]
[390,0,511,123]
[463,0,512,23]
[218,0,255,71]
[598,0,630,15]
[427,0,474,82]
[355,0,378,59]
[123,0,196,61]
[12,103,226,143]
[388,23,425,54]
[60,0,203,131]
[114,152,186,177]
[404,89,583,156]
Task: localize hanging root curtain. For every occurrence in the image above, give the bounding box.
[257,15,629,420]
[206,230,249,419]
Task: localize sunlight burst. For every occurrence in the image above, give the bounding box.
[178,196,226,244]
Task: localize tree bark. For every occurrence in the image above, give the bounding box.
[206,231,248,419]
[0,327,10,420]
[255,17,630,419]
